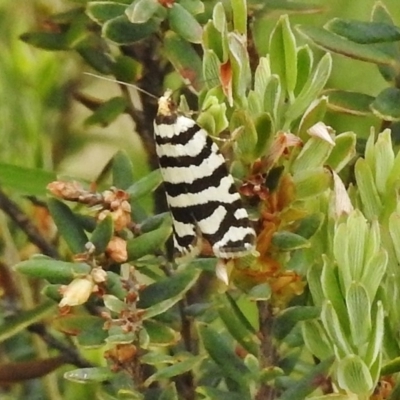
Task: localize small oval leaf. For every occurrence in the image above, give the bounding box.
[271,231,310,251]
[15,258,90,283]
[48,198,88,254]
[168,4,202,44]
[64,367,114,383]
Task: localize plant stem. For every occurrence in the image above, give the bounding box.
[0,188,59,259]
[256,301,278,400]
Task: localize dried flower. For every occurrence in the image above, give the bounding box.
[91,267,107,283]
[106,236,128,262]
[99,189,131,231]
[47,181,83,200]
[59,277,96,307]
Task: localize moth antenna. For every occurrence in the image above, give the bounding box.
[84,72,158,100]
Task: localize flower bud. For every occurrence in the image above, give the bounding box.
[106,236,128,263]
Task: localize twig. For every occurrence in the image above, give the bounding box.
[28,323,93,368]
[255,301,279,400]
[0,188,59,259]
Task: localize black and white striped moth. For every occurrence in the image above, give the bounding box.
[154,90,256,262]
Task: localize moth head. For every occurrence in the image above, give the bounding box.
[157,89,176,117]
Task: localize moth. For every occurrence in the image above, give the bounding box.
[153,90,256,262]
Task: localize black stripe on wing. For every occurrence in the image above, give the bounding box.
[163,163,229,197]
[155,125,200,146]
[157,139,213,168]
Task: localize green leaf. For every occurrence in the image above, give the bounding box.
[20,32,68,51]
[126,223,172,261]
[76,317,108,347]
[48,198,88,254]
[105,271,127,300]
[271,231,310,251]
[292,136,334,172]
[90,215,114,254]
[296,25,397,66]
[143,320,179,346]
[247,283,271,301]
[293,167,331,199]
[325,89,375,116]
[197,96,228,135]
[389,212,400,263]
[164,31,203,91]
[371,87,400,121]
[0,300,56,342]
[254,56,271,101]
[231,0,247,35]
[15,258,90,283]
[139,212,171,233]
[374,129,395,194]
[211,3,228,47]
[371,1,400,83]
[53,315,108,347]
[364,301,384,368]
[112,150,135,190]
[42,284,63,302]
[279,357,334,400]
[354,158,382,219]
[301,320,333,361]
[230,109,258,162]
[127,169,162,199]
[297,96,328,138]
[144,355,203,386]
[321,301,353,357]
[361,250,387,303]
[336,211,368,282]
[103,15,159,44]
[180,0,204,15]
[273,306,320,340]
[229,32,251,102]
[112,54,143,82]
[196,387,244,400]
[159,383,179,400]
[326,131,357,173]
[141,352,175,365]
[76,43,114,75]
[263,75,282,123]
[269,15,297,95]
[198,323,251,390]
[254,113,273,158]
[216,294,260,356]
[64,367,114,383]
[203,21,226,64]
[295,44,313,96]
[346,283,371,347]
[0,163,55,196]
[138,268,201,319]
[294,213,323,239]
[285,53,332,124]
[84,96,127,127]
[326,18,400,44]
[125,0,160,24]
[86,2,127,24]
[321,257,349,325]
[103,294,127,313]
[336,355,373,395]
[168,3,202,44]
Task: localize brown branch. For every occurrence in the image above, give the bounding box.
[0,188,59,259]
[28,323,93,368]
[255,301,279,400]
